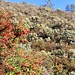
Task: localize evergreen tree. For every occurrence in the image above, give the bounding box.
[66,4,75,12]
[43,0,53,8]
[71,4,75,12]
[66,5,71,11]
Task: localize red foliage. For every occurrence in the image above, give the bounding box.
[7,65,15,71]
[16,71,22,74]
[0,10,30,50]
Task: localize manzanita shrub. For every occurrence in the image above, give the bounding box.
[0,9,42,75]
[5,49,42,75]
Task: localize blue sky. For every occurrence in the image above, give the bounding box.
[8,0,75,10]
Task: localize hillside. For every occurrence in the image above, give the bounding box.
[0,2,75,75]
